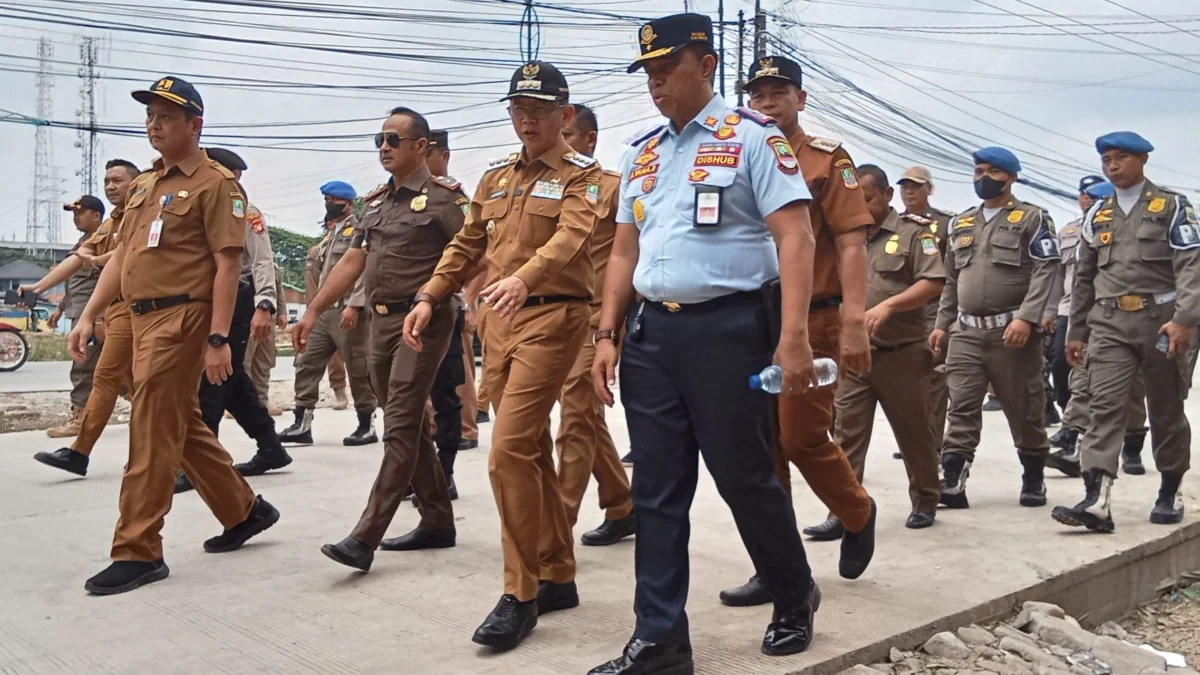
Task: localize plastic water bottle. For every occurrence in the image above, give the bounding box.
[1156,334,1170,354]
[749,358,839,393]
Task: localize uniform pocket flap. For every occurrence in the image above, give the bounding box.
[480,200,510,221]
[526,197,563,218]
[873,254,907,272]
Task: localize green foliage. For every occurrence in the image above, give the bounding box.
[268,226,319,289]
[352,196,364,218]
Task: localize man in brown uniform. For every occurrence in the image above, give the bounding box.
[555,103,636,545]
[68,76,277,595]
[721,54,877,608]
[836,165,945,529]
[32,161,139,476]
[897,166,956,454]
[302,107,462,572]
[405,61,599,650]
[305,232,349,409]
[279,181,378,446]
[930,147,1059,510]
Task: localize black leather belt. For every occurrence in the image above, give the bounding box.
[111,295,125,305]
[646,290,761,314]
[523,295,586,308]
[129,294,191,316]
[372,299,417,316]
[811,295,843,312]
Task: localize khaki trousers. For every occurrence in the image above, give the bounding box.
[292,307,375,412]
[244,323,276,407]
[74,301,134,455]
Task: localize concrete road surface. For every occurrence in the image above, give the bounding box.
[0,357,298,393]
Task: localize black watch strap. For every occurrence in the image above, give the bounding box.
[207,333,229,347]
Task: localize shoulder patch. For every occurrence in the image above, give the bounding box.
[564,152,597,169]
[248,211,265,235]
[210,162,237,180]
[364,184,387,202]
[485,153,520,173]
[1169,194,1200,250]
[623,125,666,147]
[734,106,775,126]
[431,175,462,191]
[1029,212,1060,261]
[807,137,843,154]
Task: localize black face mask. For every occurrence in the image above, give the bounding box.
[974,176,1007,200]
[325,202,346,220]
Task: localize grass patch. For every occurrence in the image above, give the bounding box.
[26,333,70,362]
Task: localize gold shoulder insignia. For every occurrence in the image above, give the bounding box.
[903,213,932,225]
[807,137,843,153]
[485,153,520,173]
[431,175,462,191]
[210,161,237,180]
[564,152,597,169]
[363,184,387,202]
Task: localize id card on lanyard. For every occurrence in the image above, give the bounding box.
[148,193,172,248]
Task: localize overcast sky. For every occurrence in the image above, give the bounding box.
[4,0,1200,243]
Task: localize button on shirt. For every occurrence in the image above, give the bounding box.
[617,95,812,304]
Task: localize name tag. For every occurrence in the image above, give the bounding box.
[694,186,722,228]
[147,218,163,248]
[531,180,564,201]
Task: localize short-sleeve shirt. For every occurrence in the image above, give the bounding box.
[62,230,102,319]
[617,95,812,304]
[791,134,873,301]
[866,210,946,347]
[589,169,621,308]
[120,150,246,301]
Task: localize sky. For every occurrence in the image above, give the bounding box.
[4,0,1200,244]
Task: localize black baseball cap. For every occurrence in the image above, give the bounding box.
[205,147,248,172]
[503,61,569,102]
[746,55,803,90]
[132,76,204,116]
[429,129,450,150]
[63,195,105,218]
[628,13,714,73]
[1078,175,1106,194]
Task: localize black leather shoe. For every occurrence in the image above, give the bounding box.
[892,452,903,460]
[581,514,636,546]
[719,574,772,607]
[840,498,876,580]
[472,594,537,650]
[379,526,456,551]
[320,536,374,572]
[203,495,280,553]
[802,517,845,541]
[762,581,821,656]
[235,450,293,477]
[174,470,194,494]
[343,410,378,446]
[459,439,479,450]
[622,452,633,467]
[476,409,490,424]
[33,447,89,476]
[588,639,695,675]
[536,580,579,615]
[85,559,170,595]
[906,511,935,529]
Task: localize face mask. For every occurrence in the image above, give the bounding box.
[325,202,346,219]
[974,176,1007,200]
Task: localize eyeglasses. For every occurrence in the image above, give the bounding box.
[508,104,562,120]
[374,132,421,149]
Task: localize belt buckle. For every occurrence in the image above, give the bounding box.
[1116,295,1144,312]
[663,302,681,313]
[375,304,388,315]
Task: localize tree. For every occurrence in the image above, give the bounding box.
[267,226,319,289]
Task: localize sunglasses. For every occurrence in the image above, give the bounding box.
[374,132,422,149]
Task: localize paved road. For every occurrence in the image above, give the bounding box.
[0,356,298,393]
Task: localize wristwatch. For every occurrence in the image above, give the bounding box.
[257,299,276,314]
[207,333,230,348]
[593,329,618,347]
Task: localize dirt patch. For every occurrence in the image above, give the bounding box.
[1119,572,1200,666]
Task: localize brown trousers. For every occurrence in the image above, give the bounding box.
[350,305,456,547]
[459,319,479,441]
[68,335,101,409]
[293,308,374,412]
[112,302,255,562]
[773,307,873,533]
[929,351,949,451]
[835,341,941,513]
[244,324,276,406]
[329,352,347,391]
[555,308,634,528]
[480,300,588,602]
[74,301,135,456]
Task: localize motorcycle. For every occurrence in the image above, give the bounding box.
[0,321,30,372]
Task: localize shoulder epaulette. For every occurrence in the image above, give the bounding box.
[210,161,237,180]
[734,106,775,126]
[623,125,665,147]
[485,153,520,173]
[564,152,597,169]
[431,175,462,191]
[807,137,842,154]
[931,206,956,218]
[603,169,621,179]
[363,184,387,202]
[902,212,933,226]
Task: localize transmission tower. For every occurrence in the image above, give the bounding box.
[26,37,61,248]
[76,36,100,197]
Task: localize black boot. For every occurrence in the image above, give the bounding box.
[174,470,194,494]
[1122,427,1147,476]
[939,453,971,508]
[1019,454,1048,507]
[1150,472,1185,524]
[235,443,293,477]
[1049,426,1073,448]
[1045,398,1061,427]
[1045,429,1081,477]
[279,407,313,445]
[33,447,89,476]
[1052,469,1114,532]
[343,410,378,446]
[982,395,1002,412]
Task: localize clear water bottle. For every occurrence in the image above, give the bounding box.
[749,358,839,393]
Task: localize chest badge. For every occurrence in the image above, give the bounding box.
[176,190,189,198]
[642,176,657,194]
[1007,210,1024,224]
[959,235,973,247]
[1099,231,1113,245]
[486,220,497,238]
[411,195,427,212]
[1148,197,1166,213]
[688,169,709,182]
[884,241,899,255]
[713,126,736,141]
[531,179,565,200]
[633,197,646,223]
[341,226,355,237]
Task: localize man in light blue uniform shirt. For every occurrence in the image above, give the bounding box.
[588,13,823,675]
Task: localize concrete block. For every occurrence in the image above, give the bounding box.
[1097,623,1129,641]
[1029,614,1098,652]
[926,631,973,660]
[1001,637,1072,669]
[890,647,907,664]
[959,625,999,647]
[1090,636,1167,675]
[1017,601,1068,628]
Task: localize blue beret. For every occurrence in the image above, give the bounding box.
[1095,132,1153,155]
[320,181,357,200]
[972,147,1021,175]
[1084,182,1115,200]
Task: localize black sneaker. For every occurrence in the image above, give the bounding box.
[203,495,280,553]
[279,407,314,445]
[1019,454,1048,507]
[33,447,89,476]
[939,454,971,508]
[235,450,293,477]
[536,580,579,615]
[85,559,170,596]
[1051,469,1114,533]
[344,410,378,447]
[472,594,537,650]
[1150,472,1185,524]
